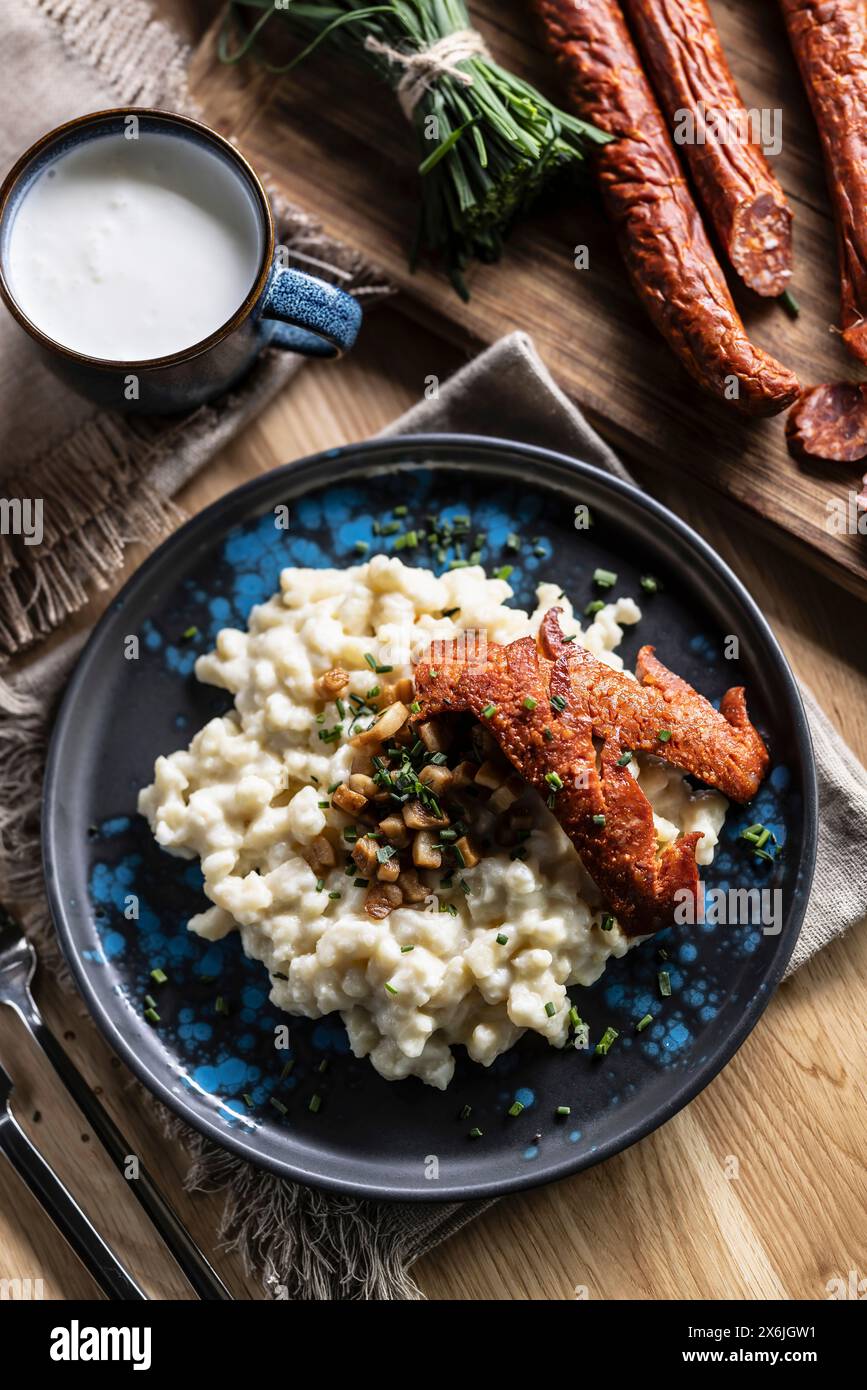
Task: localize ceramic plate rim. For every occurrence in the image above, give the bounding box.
[42,434,819,1201]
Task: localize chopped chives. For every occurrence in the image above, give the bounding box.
[215,996,228,1015]
[469,1127,484,1139]
[353,878,369,888]
[182,625,198,640]
[270,1097,288,1115]
[594,1026,619,1056]
[308,1094,322,1114]
[545,770,564,790]
[393,504,408,517]
[400,944,415,953]
[543,726,554,742]
[144,1007,160,1024]
[441,607,460,618]
[459,1104,472,1120]
[385,981,399,995]
[317,1059,329,1074]
[410,700,421,714]
[144,994,156,1010]
[779,289,800,318]
[328,891,342,900]
[593,567,617,588]
[584,599,604,617]
[640,575,660,593]
[600,914,615,932]
[551,693,567,711]
[617,751,633,766]
[150,968,168,985]
[318,800,330,808]
[496,932,509,946]
[243,1093,255,1109]
[636,1014,653,1032]
[493,565,513,581]
[592,814,606,827]
[363,652,378,671]
[280,1060,295,1079]
[507,1100,524,1117]
[657,730,672,743]
[568,1006,581,1029]
[555,1105,571,1117]
[544,1001,556,1018]
[481,702,497,719]
[523,695,538,711]
[659,970,672,997]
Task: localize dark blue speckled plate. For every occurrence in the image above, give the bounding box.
[43,437,817,1201]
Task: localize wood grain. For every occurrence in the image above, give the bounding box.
[0,303,865,1301]
[186,0,867,599]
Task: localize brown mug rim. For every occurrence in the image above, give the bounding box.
[0,107,276,372]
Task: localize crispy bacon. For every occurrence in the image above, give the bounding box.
[415,610,768,937]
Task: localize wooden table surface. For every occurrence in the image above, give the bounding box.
[1,301,865,1301]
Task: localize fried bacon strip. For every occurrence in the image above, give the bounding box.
[415,610,768,936]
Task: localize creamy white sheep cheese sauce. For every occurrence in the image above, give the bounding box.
[138,558,727,1089]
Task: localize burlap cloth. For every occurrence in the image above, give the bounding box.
[0,1,865,1302]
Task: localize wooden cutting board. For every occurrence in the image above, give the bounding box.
[189,0,867,599]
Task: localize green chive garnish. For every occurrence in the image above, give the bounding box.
[144,1007,160,1024]
[617,751,633,766]
[555,1105,571,1117]
[469,1127,484,1139]
[636,1014,653,1032]
[308,1094,322,1114]
[779,289,800,318]
[481,703,496,719]
[584,600,604,617]
[270,1097,288,1115]
[496,932,509,946]
[493,565,513,582]
[508,1101,525,1117]
[659,970,672,997]
[594,1026,619,1057]
[459,1104,472,1120]
[551,693,567,712]
[592,814,606,827]
[640,576,660,593]
[544,1001,556,1018]
[385,982,399,995]
[600,914,614,931]
[182,625,198,640]
[657,730,672,743]
[400,944,415,953]
[593,568,617,588]
[150,967,168,985]
[523,695,538,711]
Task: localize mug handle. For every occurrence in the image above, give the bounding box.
[259,265,362,358]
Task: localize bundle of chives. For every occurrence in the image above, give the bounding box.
[220,0,610,296]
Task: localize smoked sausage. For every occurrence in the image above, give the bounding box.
[529,0,800,415]
[779,0,867,364]
[786,383,867,464]
[621,0,793,296]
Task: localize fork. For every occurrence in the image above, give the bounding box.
[0,902,231,1300]
[0,1057,146,1299]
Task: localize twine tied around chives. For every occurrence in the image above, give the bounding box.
[362,30,490,120]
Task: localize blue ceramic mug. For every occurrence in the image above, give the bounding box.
[0,108,362,414]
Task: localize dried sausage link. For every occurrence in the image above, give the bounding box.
[779,0,867,363]
[621,0,793,296]
[530,0,800,416]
